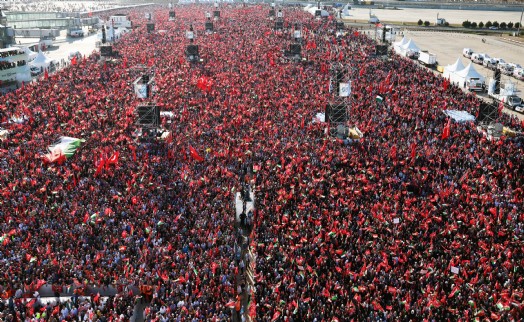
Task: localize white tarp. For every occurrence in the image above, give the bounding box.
[443,57,466,79]
[449,63,485,85]
[443,110,476,123]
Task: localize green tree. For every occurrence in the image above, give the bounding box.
[424,21,430,27]
[507,22,514,29]
[493,21,499,28]
[479,21,484,28]
[471,22,477,28]
[515,22,520,29]
[444,21,449,27]
[418,19,423,26]
[485,21,492,28]
[462,20,471,28]
[500,22,507,29]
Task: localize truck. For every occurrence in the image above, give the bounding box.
[68,27,84,38]
[418,50,437,66]
[39,36,54,49]
[466,78,485,92]
[487,78,523,111]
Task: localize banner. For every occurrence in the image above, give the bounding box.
[339,82,351,97]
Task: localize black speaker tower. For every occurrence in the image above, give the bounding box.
[494,69,501,95]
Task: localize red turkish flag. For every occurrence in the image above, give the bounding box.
[189,146,204,162]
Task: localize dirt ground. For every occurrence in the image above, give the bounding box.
[348,6,524,26]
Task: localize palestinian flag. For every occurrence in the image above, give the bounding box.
[44,137,85,163]
[496,301,510,311]
[376,95,384,103]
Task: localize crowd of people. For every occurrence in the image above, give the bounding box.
[0,3,523,321]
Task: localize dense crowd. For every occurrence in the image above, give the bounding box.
[0,3,523,322]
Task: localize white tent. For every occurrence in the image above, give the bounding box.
[443,57,466,79]
[29,51,52,69]
[304,5,329,17]
[393,36,408,53]
[450,63,485,86]
[401,39,420,53]
[21,46,37,62]
[341,4,351,17]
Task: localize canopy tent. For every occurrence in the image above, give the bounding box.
[304,5,329,17]
[394,36,408,47]
[341,4,351,17]
[402,39,420,52]
[29,51,52,69]
[19,46,38,62]
[449,63,485,85]
[394,38,419,57]
[393,36,408,53]
[443,57,466,79]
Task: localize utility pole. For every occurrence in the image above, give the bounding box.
[518,7,523,36]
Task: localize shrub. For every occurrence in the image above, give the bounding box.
[479,22,484,28]
[471,22,477,28]
[462,20,471,28]
[485,21,492,28]
[507,22,514,29]
[493,21,499,28]
[444,22,449,27]
[500,22,507,29]
[418,19,423,26]
[515,22,520,29]
[424,21,430,27]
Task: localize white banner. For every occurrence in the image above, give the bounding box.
[339,82,351,97]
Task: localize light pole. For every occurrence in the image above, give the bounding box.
[518,7,524,36]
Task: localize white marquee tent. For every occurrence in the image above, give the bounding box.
[443,57,466,79]
[394,38,420,57]
[449,63,485,86]
[29,51,52,69]
[304,5,329,17]
[393,36,408,53]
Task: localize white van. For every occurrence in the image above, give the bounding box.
[513,68,524,80]
[471,53,487,65]
[463,48,474,59]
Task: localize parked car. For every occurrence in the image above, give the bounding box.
[498,63,514,75]
[513,68,524,80]
[471,53,488,65]
[489,26,499,30]
[462,48,474,59]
